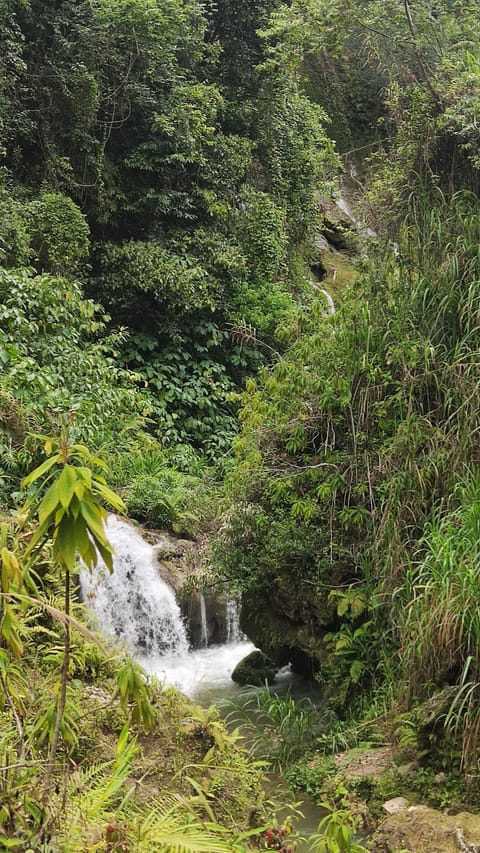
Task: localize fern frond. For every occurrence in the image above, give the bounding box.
[133,795,233,852]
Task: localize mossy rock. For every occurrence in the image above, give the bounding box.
[369,805,480,852]
[413,686,457,752]
[239,588,334,676]
[231,650,277,686]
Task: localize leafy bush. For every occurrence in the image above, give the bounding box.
[0,187,30,267]
[93,240,218,328]
[212,185,480,753]
[28,193,90,275]
[110,446,211,533]
[118,325,244,456]
[0,267,140,473]
[235,189,287,283]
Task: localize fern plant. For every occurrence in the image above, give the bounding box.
[49,726,247,852]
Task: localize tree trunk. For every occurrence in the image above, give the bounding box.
[42,569,70,803]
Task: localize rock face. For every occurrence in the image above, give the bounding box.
[153,535,197,592]
[231,650,277,686]
[334,746,394,781]
[239,586,335,678]
[183,591,229,648]
[369,806,480,853]
[149,529,234,648]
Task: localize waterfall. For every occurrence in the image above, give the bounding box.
[226,599,242,643]
[80,516,254,700]
[199,593,208,647]
[80,515,188,657]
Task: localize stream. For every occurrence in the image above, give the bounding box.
[80,516,326,849]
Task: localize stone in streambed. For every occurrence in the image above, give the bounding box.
[231,650,277,686]
[382,797,409,815]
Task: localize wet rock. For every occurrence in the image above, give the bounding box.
[434,772,447,785]
[314,232,337,253]
[231,650,277,686]
[369,806,480,853]
[414,686,458,752]
[183,591,229,647]
[155,537,192,561]
[415,687,458,729]
[239,586,335,677]
[322,221,358,252]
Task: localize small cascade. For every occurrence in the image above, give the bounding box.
[226,599,242,643]
[199,593,208,647]
[80,515,188,657]
[334,190,377,241]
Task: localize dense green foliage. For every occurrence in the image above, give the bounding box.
[1,0,480,845]
[0,0,340,846]
[0,0,337,458]
[209,0,480,783]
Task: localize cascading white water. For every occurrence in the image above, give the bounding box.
[80,515,189,657]
[226,599,242,643]
[199,592,208,647]
[80,516,254,700]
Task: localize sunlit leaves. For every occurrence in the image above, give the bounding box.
[24,434,125,573]
[0,525,24,656]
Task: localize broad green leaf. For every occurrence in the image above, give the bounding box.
[69,443,93,459]
[83,539,98,568]
[38,480,60,525]
[1,548,21,588]
[77,467,93,488]
[79,500,109,548]
[90,455,108,469]
[54,515,76,571]
[93,480,126,513]
[57,464,77,509]
[73,482,85,501]
[72,517,91,559]
[23,453,61,486]
[95,539,115,572]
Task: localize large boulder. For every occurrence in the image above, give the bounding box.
[239,587,334,678]
[369,805,480,852]
[231,651,277,686]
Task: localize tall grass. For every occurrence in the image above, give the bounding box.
[371,188,480,582]
[222,689,320,772]
[398,474,480,767]
[361,187,480,771]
